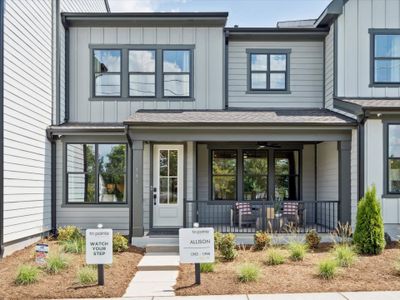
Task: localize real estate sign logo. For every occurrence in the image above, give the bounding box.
[86,228,113,265]
[179,227,215,263]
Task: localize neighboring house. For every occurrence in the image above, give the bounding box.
[1,0,399,255]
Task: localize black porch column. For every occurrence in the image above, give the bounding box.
[132,140,144,237]
[338,141,352,224]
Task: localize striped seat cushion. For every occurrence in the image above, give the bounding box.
[283,202,299,216]
[235,202,252,215]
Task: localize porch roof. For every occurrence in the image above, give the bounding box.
[124,108,357,127]
[334,97,400,116]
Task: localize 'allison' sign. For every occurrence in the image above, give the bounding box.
[179,227,214,263]
[86,228,113,265]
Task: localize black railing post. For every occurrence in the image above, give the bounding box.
[262,200,266,231]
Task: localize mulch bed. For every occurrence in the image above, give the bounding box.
[175,243,400,295]
[0,239,144,299]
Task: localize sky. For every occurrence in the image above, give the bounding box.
[108,0,332,27]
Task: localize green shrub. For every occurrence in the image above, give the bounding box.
[288,241,308,261]
[219,233,237,261]
[77,266,97,285]
[305,229,321,249]
[214,231,223,251]
[15,265,40,285]
[45,252,69,274]
[333,245,357,267]
[62,238,85,254]
[317,259,338,280]
[253,231,271,251]
[113,233,129,252]
[237,263,260,282]
[57,225,83,242]
[200,262,215,273]
[353,185,385,254]
[265,248,285,266]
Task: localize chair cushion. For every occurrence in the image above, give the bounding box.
[235,202,252,215]
[283,202,298,216]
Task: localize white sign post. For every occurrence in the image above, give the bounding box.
[86,225,113,286]
[179,226,214,284]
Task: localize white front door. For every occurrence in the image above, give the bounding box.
[153,145,184,228]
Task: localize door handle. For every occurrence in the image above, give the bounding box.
[153,187,157,205]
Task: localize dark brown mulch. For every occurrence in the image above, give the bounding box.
[175,243,400,296]
[0,239,144,299]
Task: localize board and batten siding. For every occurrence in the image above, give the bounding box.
[68,27,224,123]
[325,24,334,109]
[228,40,324,108]
[337,0,400,97]
[3,0,54,243]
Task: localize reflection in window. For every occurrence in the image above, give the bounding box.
[163,50,191,97]
[212,150,237,200]
[388,125,400,193]
[374,34,400,83]
[159,150,178,204]
[243,150,268,200]
[249,52,288,91]
[66,144,126,204]
[275,151,299,201]
[129,50,156,97]
[93,50,121,96]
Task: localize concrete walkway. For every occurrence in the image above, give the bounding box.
[119,291,400,300]
[123,247,179,298]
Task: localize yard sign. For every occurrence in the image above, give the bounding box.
[86,228,113,265]
[179,227,214,263]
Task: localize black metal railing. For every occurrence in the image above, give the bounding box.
[185,200,339,234]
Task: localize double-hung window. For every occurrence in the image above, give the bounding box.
[386,124,400,194]
[163,50,191,97]
[212,150,237,201]
[248,49,290,92]
[370,30,400,85]
[93,50,121,96]
[129,50,156,97]
[66,143,127,204]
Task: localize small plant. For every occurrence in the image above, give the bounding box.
[306,229,321,249]
[237,263,260,282]
[253,231,271,251]
[15,265,40,285]
[394,257,400,275]
[317,259,338,280]
[200,262,215,273]
[45,252,69,274]
[333,245,357,267]
[219,233,237,261]
[214,231,223,251]
[57,225,83,242]
[265,248,285,266]
[331,222,353,245]
[77,266,97,285]
[288,241,308,261]
[113,233,129,252]
[353,185,385,254]
[62,238,85,254]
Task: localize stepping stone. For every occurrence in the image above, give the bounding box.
[137,253,179,271]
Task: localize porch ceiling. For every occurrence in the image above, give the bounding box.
[124,108,357,127]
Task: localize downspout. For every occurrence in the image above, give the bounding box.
[224,30,229,110]
[62,15,70,122]
[0,0,5,258]
[55,0,60,125]
[125,125,133,241]
[46,129,58,235]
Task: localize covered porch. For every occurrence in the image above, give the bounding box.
[126,109,358,236]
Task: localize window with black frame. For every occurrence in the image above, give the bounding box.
[243,150,268,201]
[387,124,400,194]
[66,143,127,204]
[93,50,121,96]
[274,151,300,201]
[372,33,400,85]
[129,50,156,97]
[212,150,237,200]
[163,50,191,97]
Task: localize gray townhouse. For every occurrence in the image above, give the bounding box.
[1,0,400,255]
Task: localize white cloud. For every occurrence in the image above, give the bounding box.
[108,0,157,12]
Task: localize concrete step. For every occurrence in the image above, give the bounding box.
[137,252,180,271]
[146,244,179,253]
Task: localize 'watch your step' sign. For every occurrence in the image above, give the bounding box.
[86,228,113,265]
[179,227,214,263]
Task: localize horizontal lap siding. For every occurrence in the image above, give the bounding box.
[3,0,53,243]
[325,25,334,109]
[228,41,324,108]
[68,27,224,123]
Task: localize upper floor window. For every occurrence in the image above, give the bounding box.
[386,124,400,195]
[370,29,400,86]
[247,49,291,93]
[91,46,193,99]
[93,50,121,97]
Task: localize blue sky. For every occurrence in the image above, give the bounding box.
[108,0,332,27]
